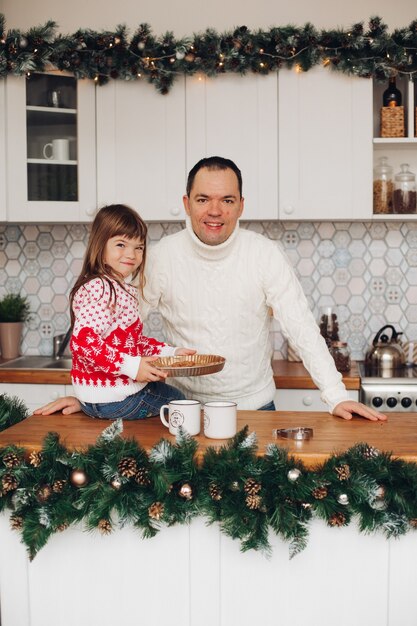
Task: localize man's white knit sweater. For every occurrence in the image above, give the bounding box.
[142,219,349,412]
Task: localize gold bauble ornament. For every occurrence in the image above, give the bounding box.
[70,469,88,487]
[179,483,193,500]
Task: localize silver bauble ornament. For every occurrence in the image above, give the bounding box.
[137,41,146,50]
[337,493,349,506]
[287,468,301,482]
[19,37,28,48]
[179,483,193,500]
[175,50,185,60]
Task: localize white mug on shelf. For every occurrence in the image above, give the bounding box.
[160,399,201,436]
[203,401,237,439]
[43,139,70,161]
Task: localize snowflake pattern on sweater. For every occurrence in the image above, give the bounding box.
[70,277,168,398]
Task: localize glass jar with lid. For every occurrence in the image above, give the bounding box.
[393,163,416,214]
[330,341,351,373]
[373,156,393,214]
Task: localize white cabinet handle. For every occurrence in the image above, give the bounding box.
[50,391,59,400]
[86,207,96,217]
[170,207,181,216]
[302,395,313,406]
[283,205,294,215]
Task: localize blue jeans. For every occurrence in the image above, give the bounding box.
[258,400,276,411]
[81,381,185,420]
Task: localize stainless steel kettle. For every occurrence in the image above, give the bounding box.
[365,324,406,371]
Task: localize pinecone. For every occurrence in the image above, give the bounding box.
[10,514,23,530]
[28,451,42,467]
[52,479,67,493]
[148,502,164,520]
[37,485,52,502]
[361,444,379,459]
[328,512,346,527]
[312,486,328,500]
[98,519,112,535]
[244,478,262,495]
[2,473,17,493]
[409,518,417,528]
[245,494,262,510]
[135,467,151,486]
[3,452,21,468]
[118,457,137,478]
[209,483,222,501]
[56,522,69,532]
[335,464,351,481]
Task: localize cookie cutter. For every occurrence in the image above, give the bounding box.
[273,427,313,441]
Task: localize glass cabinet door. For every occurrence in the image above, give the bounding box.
[26,73,78,202]
[6,72,96,222]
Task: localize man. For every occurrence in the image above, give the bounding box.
[36,157,385,421]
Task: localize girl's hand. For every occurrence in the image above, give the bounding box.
[174,348,197,356]
[33,396,82,416]
[136,356,168,383]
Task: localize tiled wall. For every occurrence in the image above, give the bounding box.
[0,220,416,360]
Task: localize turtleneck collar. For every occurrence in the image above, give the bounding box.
[185,216,240,261]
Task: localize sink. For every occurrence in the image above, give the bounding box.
[44,359,72,370]
[0,356,72,370]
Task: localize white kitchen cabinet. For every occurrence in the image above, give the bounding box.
[5,73,96,222]
[0,383,67,415]
[0,80,6,221]
[185,73,278,220]
[373,76,417,220]
[274,388,358,412]
[278,66,373,220]
[96,78,186,221]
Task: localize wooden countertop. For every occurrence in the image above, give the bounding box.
[272,360,360,390]
[0,359,361,390]
[0,410,415,468]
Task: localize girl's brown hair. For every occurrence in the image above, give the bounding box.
[69,204,147,326]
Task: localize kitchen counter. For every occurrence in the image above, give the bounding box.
[1,408,417,626]
[0,408,413,467]
[0,358,361,389]
[272,359,360,389]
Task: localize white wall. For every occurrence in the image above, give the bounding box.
[1,0,416,35]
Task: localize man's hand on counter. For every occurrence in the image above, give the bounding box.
[34,396,82,416]
[332,400,387,422]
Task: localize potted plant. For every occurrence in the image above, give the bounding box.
[0,293,31,359]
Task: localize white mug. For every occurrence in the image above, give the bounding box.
[160,399,201,436]
[203,401,237,439]
[43,139,70,161]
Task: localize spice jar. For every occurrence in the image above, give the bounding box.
[330,341,351,373]
[393,163,416,214]
[373,156,393,214]
[319,307,339,348]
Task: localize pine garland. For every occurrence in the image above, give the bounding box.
[1,15,417,93]
[0,393,28,432]
[1,423,417,559]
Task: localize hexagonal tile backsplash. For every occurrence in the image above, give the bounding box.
[0,221,416,360]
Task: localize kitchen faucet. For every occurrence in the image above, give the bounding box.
[53,328,72,359]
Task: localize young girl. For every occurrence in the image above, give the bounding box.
[66,204,194,420]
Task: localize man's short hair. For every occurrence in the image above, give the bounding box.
[186,156,243,197]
